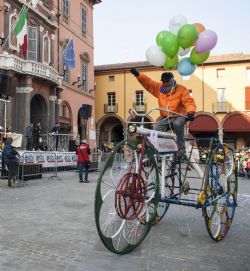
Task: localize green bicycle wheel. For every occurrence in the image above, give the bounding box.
[95,139,159,254]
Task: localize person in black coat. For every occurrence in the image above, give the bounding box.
[32,122,42,150]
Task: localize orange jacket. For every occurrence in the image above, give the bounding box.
[137,73,196,117]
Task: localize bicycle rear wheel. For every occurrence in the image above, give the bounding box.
[95,139,159,254]
[203,145,237,241]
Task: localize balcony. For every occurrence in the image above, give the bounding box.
[104,104,118,113]
[213,102,231,113]
[133,103,147,112]
[0,53,62,87]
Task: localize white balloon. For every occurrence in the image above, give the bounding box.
[178,47,191,56]
[169,15,188,35]
[145,45,166,66]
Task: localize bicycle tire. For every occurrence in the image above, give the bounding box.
[203,144,237,241]
[94,139,159,254]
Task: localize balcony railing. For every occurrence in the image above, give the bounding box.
[104,104,118,113]
[133,103,147,112]
[0,53,62,87]
[213,102,231,113]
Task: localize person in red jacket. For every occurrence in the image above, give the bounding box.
[76,139,91,183]
[130,68,196,158]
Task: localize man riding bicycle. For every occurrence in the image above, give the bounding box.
[130,68,196,158]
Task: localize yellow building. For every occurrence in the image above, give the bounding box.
[94,53,250,150]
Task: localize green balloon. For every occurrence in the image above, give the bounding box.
[190,48,210,64]
[161,31,179,58]
[164,54,179,69]
[156,31,169,47]
[177,24,198,49]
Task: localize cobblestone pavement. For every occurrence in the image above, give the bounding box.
[0,171,250,271]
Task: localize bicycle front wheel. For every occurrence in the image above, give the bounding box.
[94,139,159,254]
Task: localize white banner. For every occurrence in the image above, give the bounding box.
[18,150,78,168]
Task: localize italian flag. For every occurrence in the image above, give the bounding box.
[13,7,28,58]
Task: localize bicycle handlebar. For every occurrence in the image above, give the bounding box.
[129,107,188,119]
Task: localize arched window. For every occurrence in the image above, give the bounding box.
[60,102,72,133]
[43,33,51,64]
[9,11,18,50]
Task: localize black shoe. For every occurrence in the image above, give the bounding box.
[79,180,84,183]
[84,180,90,183]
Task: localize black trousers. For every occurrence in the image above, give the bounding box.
[7,164,18,181]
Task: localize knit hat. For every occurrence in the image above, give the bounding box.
[161,72,174,83]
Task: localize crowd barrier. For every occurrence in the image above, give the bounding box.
[0,150,116,184]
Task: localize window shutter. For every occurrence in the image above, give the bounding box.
[245,87,250,110]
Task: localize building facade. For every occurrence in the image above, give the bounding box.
[0,0,101,149]
[94,54,250,150]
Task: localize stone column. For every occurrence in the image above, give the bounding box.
[96,128,100,148]
[218,128,224,144]
[49,87,57,131]
[15,85,33,135]
[55,88,62,123]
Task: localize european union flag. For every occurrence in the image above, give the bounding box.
[62,39,75,69]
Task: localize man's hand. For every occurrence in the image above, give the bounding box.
[186,113,195,121]
[130,67,139,77]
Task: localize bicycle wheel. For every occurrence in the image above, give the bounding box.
[203,145,237,241]
[154,155,175,224]
[223,144,234,178]
[95,139,159,254]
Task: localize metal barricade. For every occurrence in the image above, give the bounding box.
[18,151,43,185]
[90,152,112,172]
[47,133,73,151]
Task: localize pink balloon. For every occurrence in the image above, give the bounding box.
[195,30,217,53]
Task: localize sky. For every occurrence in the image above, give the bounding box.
[93,0,250,65]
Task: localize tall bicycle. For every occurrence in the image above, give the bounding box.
[94,108,237,254]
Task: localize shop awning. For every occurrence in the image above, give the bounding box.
[223,113,250,132]
[189,115,218,132]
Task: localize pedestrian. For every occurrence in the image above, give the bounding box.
[76,139,91,183]
[32,122,42,150]
[247,158,250,179]
[242,158,248,179]
[25,123,33,150]
[130,68,196,158]
[3,137,19,187]
[51,123,60,150]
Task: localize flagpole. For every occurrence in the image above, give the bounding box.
[1,3,27,50]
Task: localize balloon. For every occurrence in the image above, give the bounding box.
[195,30,218,53]
[161,31,179,58]
[169,15,188,35]
[145,45,166,66]
[156,31,169,47]
[164,55,179,69]
[193,23,205,34]
[177,57,196,76]
[178,47,191,57]
[190,48,210,64]
[177,24,198,49]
